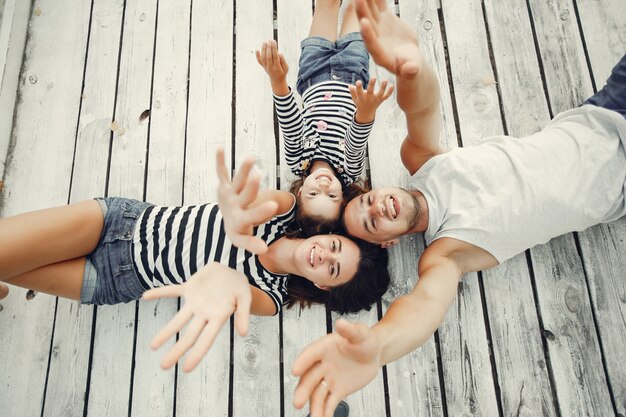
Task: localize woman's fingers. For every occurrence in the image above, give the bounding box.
[160,316,207,369]
[182,320,225,372]
[231,156,256,193]
[151,306,193,351]
[215,148,231,184]
[237,170,262,207]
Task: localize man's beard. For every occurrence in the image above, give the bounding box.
[406,192,421,231]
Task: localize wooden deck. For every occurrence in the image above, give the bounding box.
[1,0,625,416]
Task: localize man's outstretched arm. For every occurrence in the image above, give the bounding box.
[292,245,463,417]
[356,0,443,174]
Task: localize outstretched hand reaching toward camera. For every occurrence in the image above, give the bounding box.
[292,319,383,417]
[143,262,252,372]
[216,148,278,255]
[356,0,423,78]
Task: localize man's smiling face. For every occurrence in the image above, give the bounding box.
[343,187,419,244]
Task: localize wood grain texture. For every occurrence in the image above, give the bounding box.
[86,1,158,416]
[43,1,125,416]
[0,0,91,416]
[0,0,30,179]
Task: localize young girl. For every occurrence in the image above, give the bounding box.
[0,149,389,371]
[256,0,393,235]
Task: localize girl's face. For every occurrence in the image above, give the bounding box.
[291,234,360,290]
[299,167,344,220]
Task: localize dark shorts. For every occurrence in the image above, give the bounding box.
[296,32,370,96]
[583,54,626,119]
[80,197,152,305]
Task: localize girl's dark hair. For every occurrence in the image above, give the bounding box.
[288,176,370,237]
[284,235,390,314]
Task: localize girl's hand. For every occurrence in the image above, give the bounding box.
[256,40,290,95]
[143,262,252,372]
[216,148,278,255]
[349,77,394,123]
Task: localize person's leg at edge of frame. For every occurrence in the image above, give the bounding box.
[306,400,349,417]
[0,200,104,300]
[338,0,359,39]
[309,0,341,41]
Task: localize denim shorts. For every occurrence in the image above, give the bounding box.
[583,54,626,119]
[296,32,371,96]
[80,197,152,305]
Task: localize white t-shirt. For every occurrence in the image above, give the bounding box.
[409,105,626,263]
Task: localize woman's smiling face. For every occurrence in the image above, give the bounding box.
[291,234,360,290]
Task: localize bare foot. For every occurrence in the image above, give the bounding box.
[0,283,9,300]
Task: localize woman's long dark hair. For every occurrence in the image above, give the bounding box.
[284,234,390,314]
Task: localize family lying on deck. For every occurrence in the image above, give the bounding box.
[1,0,625,417]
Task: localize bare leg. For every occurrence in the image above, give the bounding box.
[5,257,86,300]
[309,0,341,42]
[0,200,103,285]
[338,1,359,38]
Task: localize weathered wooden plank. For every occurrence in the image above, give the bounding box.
[233,1,282,417]
[575,0,626,85]
[42,1,124,416]
[575,1,626,414]
[0,0,91,416]
[175,0,233,415]
[274,2,330,416]
[131,1,191,415]
[444,0,557,413]
[234,0,277,189]
[86,1,157,415]
[526,0,614,415]
[0,0,31,180]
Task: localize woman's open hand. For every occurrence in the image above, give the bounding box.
[216,148,278,254]
[143,262,252,372]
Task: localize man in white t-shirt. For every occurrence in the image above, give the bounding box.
[290,1,626,416]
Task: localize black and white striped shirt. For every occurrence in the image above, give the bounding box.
[274,81,374,185]
[131,202,296,313]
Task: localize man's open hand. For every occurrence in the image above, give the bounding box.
[292,319,383,417]
[357,0,423,78]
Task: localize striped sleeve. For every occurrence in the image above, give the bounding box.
[343,117,374,179]
[273,89,304,175]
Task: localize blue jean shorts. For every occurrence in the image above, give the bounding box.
[583,54,626,119]
[296,32,371,96]
[80,197,152,305]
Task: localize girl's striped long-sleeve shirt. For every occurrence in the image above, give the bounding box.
[273,80,374,185]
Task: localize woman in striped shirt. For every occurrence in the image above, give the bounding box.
[256,0,393,235]
[0,149,389,371]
